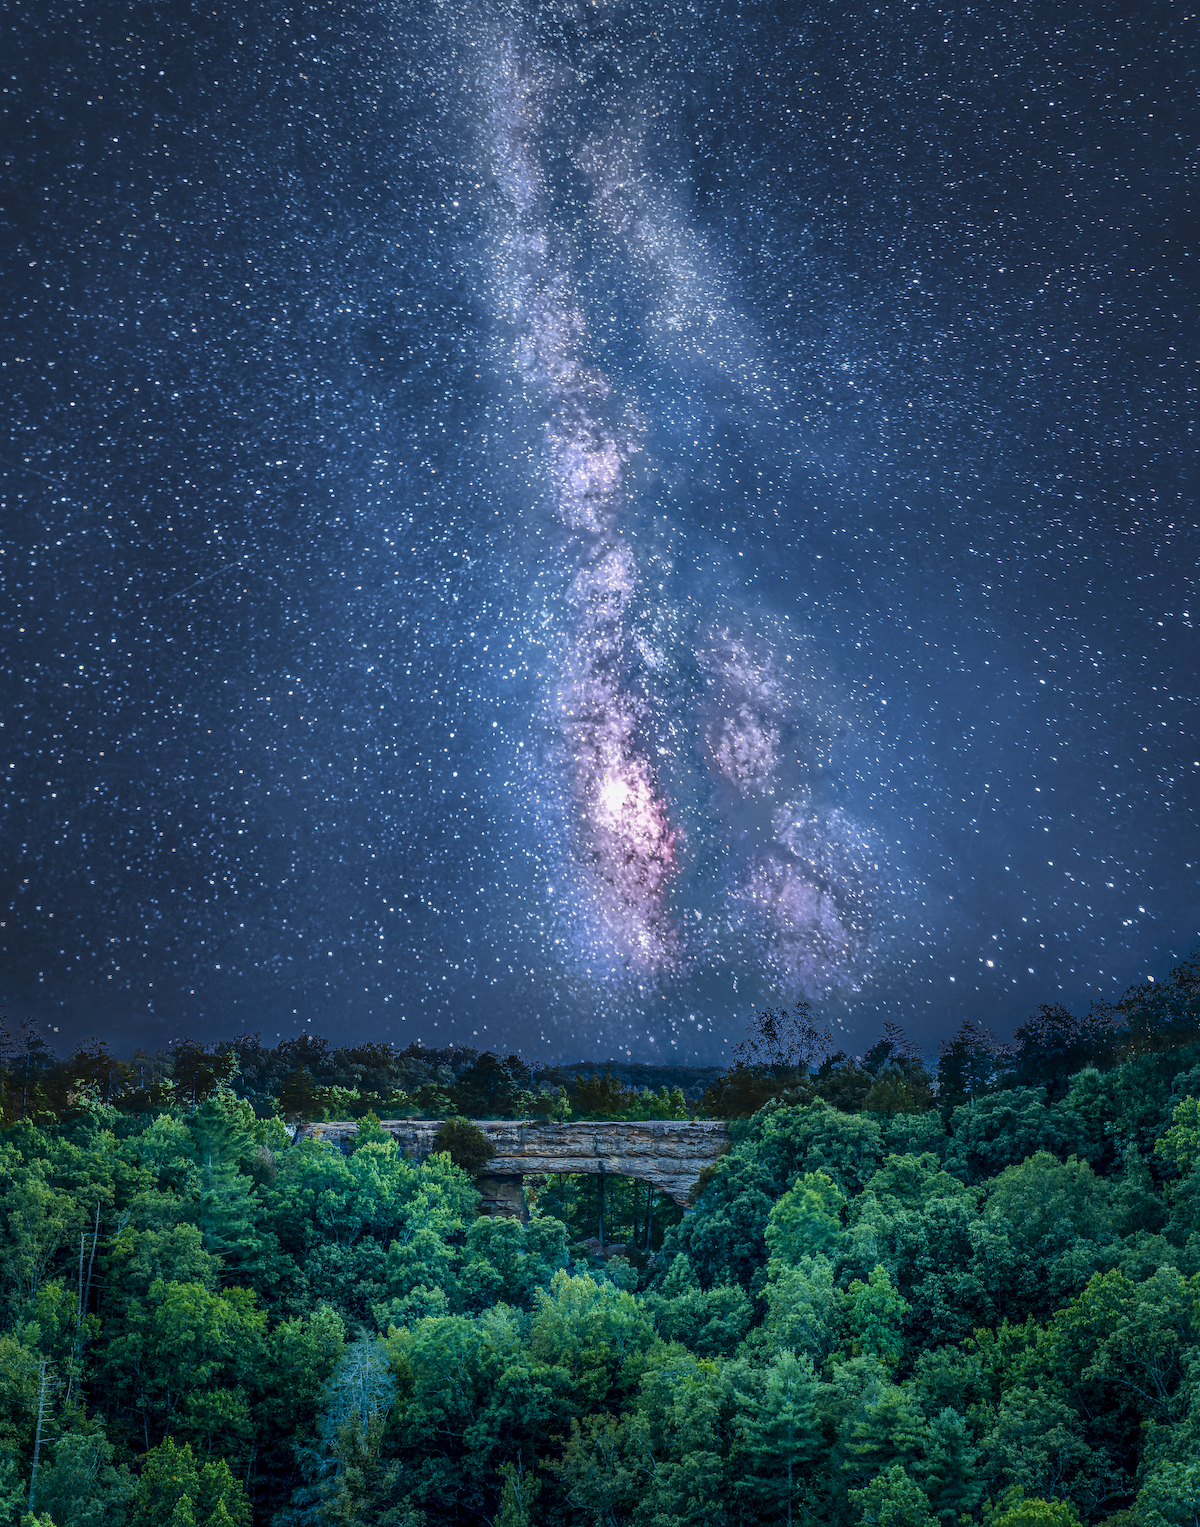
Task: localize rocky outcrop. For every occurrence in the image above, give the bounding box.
[308,1118,730,1210]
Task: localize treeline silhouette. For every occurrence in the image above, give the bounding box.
[0,1025,708,1127]
[705,948,1200,1119]
[5,951,1196,1129]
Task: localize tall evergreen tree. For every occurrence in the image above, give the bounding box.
[735,1350,820,1527]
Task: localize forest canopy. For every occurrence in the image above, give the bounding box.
[1,952,1199,1525]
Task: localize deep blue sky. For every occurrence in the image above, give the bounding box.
[2,0,1197,1062]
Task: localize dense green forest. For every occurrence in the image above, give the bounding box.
[2,954,1200,1526]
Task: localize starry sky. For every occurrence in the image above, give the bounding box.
[2,0,1197,1062]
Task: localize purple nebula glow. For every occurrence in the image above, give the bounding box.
[484,36,883,1002]
[492,53,683,973]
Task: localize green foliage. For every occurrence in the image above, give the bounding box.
[988,1153,1114,1248]
[553,1341,735,1527]
[762,1253,843,1363]
[864,1073,935,1115]
[1044,1263,1200,1440]
[1066,1057,1193,1167]
[702,1060,791,1118]
[880,1111,948,1159]
[182,1089,266,1269]
[920,1405,983,1524]
[0,1336,43,1456]
[849,1465,938,1527]
[563,1071,689,1121]
[706,1013,940,1121]
[572,1066,634,1117]
[457,1214,570,1312]
[937,1021,1007,1108]
[0,1454,26,1527]
[834,1357,930,1489]
[101,1277,266,1453]
[944,1089,1093,1184]
[529,1269,655,1405]
[650,1256,753,1357]
[960,1152,1122,1321]
[33,1429,134,1527]
[985,1381,1121,1519]
[989,1494,1084,1527]
[1009,1003,1122,1095]
[430,1117,495,1174]
[842,1153,979,1344]
[766,1170,848,1262]
[617,1084,689,1121]
[846,1264,909,1368]
[1155,1095,1200,1174]
[734,1348,821,1522]
[495,1459,539,1527]
[1136,1458,1200,1527]
[449,1053,533,1119]
[1109,1144,1167,1236]
[11,982,1200,1527]
[666,1099,883,1291]
[753,1098,885,1195]
[129,1439,250,1527]
[106,1225,220,1309]
[666,1149,776,1289]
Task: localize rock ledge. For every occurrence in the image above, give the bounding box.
[308,1118,730,1211]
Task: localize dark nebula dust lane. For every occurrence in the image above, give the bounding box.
[2,0,1197,1060]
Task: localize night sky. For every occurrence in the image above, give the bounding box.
[3,0,1197,1062]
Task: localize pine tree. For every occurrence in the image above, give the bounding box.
[735,1350,820,1527]
[918,1407,983,1525]
[185,1090,265,1269]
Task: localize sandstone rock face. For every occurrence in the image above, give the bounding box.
[308,1119,731,1209]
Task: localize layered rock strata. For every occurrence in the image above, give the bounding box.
[307,1118,730,1216]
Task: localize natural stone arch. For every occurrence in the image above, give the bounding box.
[309,1118,731,1219]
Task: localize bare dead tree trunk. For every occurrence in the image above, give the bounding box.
[76,1231,85,1327]
[82,1200,100,1319]
[29,1360,48,1511]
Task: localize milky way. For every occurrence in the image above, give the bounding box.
[2,0,1197,1059]
[483,35,880,1003]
